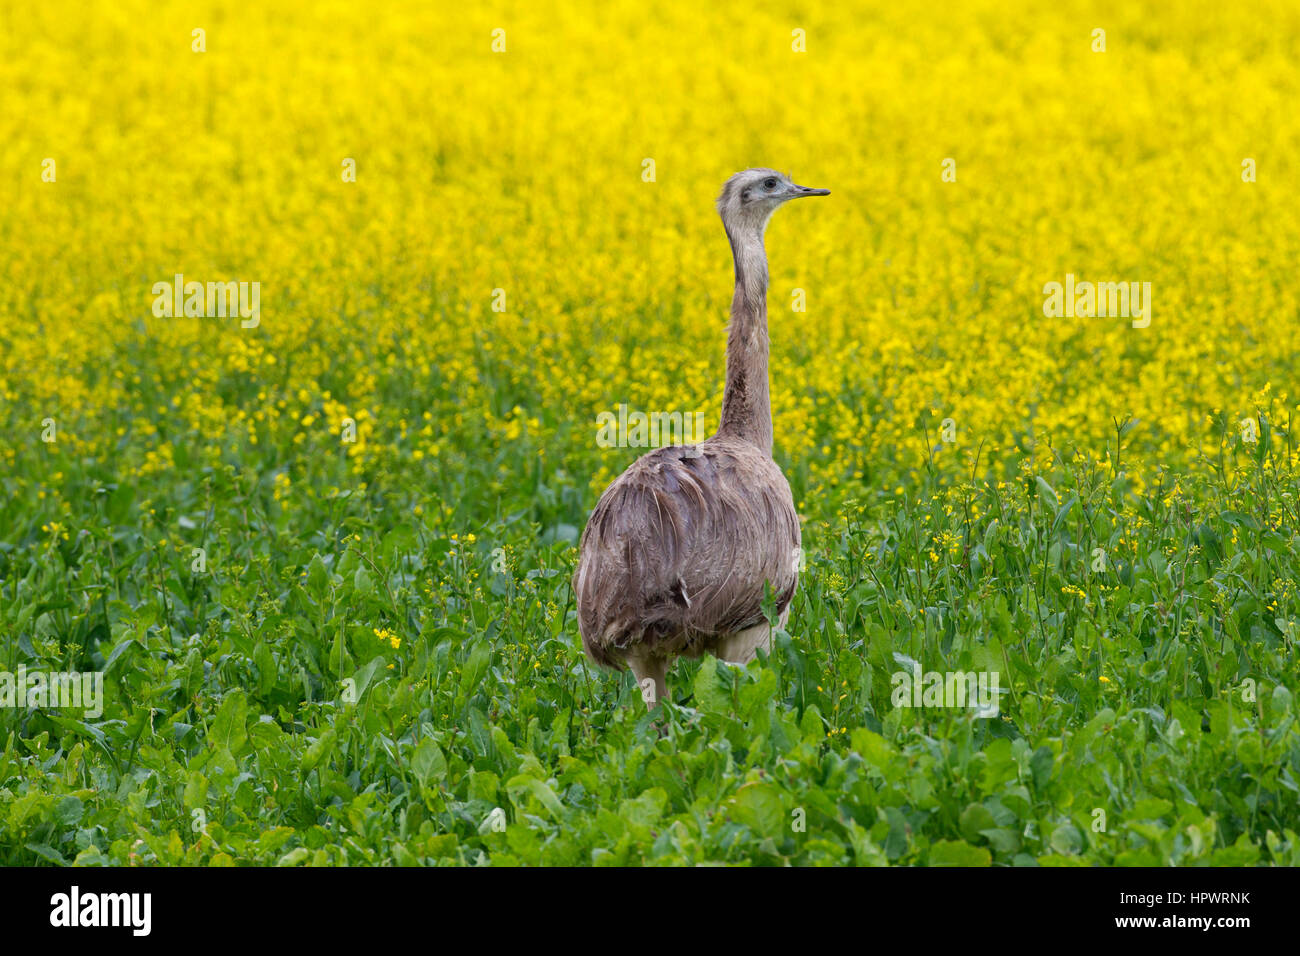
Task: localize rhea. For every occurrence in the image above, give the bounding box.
[574,168,830,706]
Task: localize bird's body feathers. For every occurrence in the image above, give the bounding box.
[574,435,799,671]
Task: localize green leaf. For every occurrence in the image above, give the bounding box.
[506,775,565,820]
[619,789,668,829]
[727,782,784,836]
[1034,476,1059,510]
[460,640,492,697]
[254,641,275,696]
[959,804,996,842]
[349,656,388,705]
[411,737,447,787]
[1210,835,1259,866]
[102,636,137,675]
[208,691,250,759]
[693,657,731,713]
[1128,798,1172,821]
[353,566,374,596]
[300,728,336,773]
[1049,823,1082,855]
[851,728,895,772]
[54,795,84,826]
[277,847,311,867]
[929,840,991,867]
[305,554,332,600]
[183,771,208,812]
[25,843,65,866]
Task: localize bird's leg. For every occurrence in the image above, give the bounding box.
[715,623,772,666]
[628,653,668,709]
[717,607,788,666]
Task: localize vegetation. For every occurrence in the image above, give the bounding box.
[1,0,1298,865]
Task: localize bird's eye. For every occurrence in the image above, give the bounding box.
[763,178,777,190]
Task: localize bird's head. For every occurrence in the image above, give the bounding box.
[716,168,830,237]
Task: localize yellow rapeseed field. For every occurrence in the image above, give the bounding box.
[4,0,1298,498]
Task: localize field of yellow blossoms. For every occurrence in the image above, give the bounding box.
[1,0,1298,866]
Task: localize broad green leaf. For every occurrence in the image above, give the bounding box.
[929,840,991,867]
[411,737,447,786]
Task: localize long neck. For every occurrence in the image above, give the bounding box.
[717,225,773,455]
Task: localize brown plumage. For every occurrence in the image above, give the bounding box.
[574,168,830,706]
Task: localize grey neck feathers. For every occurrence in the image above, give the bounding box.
[718,223,773,455]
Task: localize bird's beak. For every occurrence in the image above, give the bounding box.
[791,183,830,198]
